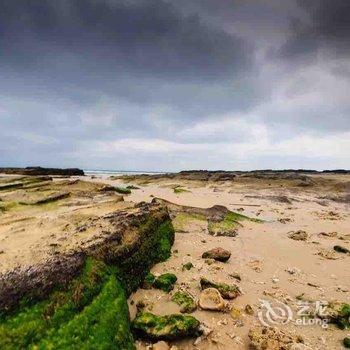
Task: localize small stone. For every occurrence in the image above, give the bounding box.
[182,262,194,271]
[228,272,241,281]
[334,245,350,254]
[198,288,226,311]
[202,247,231,262]
[288,230,308,241]
[245,304,254,315]
[272,277,279,283]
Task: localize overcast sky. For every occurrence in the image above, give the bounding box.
[1,0,349,171]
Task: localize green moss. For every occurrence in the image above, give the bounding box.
[0,258,131,349]
[171,292,196,313]
[172,212,207,232]
[208,211,261,236]
[0,201,20,213]
[131,312,200,340]
[116,219,175,293]
[182,262,194,271]
[115,187,132,194]
[126,185,140,190]
[200,277,241,299]
[153,273,177,293]
[335,303,350,329]
[0,216,176,349]
[344,337,350,348]
[38,276,134,349]
[173,186,190,194]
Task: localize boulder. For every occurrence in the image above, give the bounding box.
[198,288,225,311]
[201,248,231,262]
[131,312,201,340]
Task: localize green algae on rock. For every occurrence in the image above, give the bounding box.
[0,201,175,349]
[334,303,350,329]
[171,291,196,313]
[131,312,201,340]
[153,273,177,293]
[200,277,241,299]
[115,186,132,194]
[182,262,194,271]
[344,337,350,348]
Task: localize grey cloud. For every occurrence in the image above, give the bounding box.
[276,0,350,60]
[0,0,349,170]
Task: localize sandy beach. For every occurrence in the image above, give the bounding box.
[0,171,349,349]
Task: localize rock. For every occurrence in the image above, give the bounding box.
[344,337,350,348]
[245,304,254,315]
[334,245,350,254]
[182,262,194,271]
[153,273,177,293]
[198,288,225,311]
[288,230,308,241]
[249,326,304,350]
[202,248,231,262]
[200,277,241,299]
[131,312,201,340]
[171,291,197,313]
[152,341,170,350]
[228,272,241,281]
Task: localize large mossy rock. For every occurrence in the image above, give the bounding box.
[0,202,175,349]
[200,277,241,299]
[131,312,201,341]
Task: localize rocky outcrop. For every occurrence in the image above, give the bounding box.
[0,166,84,176]
[0,201,175,349]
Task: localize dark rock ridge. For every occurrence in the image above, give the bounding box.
[0,166,84,176]
[120,169,350,184]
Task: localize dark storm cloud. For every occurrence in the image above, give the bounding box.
[0,0,252,81]
[277,0,350,60]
